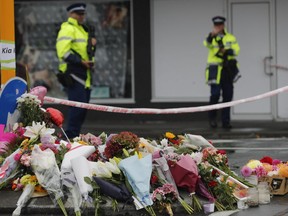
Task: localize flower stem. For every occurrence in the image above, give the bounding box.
[56,198,68,216]
[178,197,194,214]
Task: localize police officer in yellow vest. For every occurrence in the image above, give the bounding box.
[56,3,97,138]
[204,16,240,129]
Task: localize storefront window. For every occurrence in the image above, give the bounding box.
[15,0,133,101]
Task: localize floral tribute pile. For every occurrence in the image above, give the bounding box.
[0,86,256,216]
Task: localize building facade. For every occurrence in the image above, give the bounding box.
[15,0,288,121]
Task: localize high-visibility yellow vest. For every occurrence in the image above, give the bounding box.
[56,17,91,88]
[203,30,240,84]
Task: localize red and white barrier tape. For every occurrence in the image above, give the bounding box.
[44,86,288,114]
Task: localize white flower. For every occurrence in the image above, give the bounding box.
[105,159,121,174]
[190,152,203,165]
[93,161,112,178]
[73,136,81,142]
[160,138,168,148]
[267,170,279,177]
[24,121,55,139]
[17,93,41,106]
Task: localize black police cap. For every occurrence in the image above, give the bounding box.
[212,16,226,25]
[66,3,86,13]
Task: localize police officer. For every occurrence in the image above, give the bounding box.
[56,3,97,138]
[203,16,240,129]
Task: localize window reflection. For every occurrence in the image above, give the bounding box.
[15,1,132,100]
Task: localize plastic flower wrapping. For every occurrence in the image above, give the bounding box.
[0,86,260,216]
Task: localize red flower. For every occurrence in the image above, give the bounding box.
[169,138,181,145]
[260,156,273,165]
[211,169,219,177]
[167,160,176,167]
[150,175,159,184]
[217,150,226,155]
[208,181,218,187]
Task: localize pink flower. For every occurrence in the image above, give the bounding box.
[241,166,253,177]
[272,159,281,165]
[254,166,267,177]
[14,153,22,161]
[20,153,32,167]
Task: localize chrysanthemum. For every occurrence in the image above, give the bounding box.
[246,160,262,169]
[240,166,253,177]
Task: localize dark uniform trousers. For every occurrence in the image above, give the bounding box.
[66,81,91,138]
[208,69,234,125]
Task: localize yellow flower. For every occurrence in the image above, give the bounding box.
[78,140,87,145]
[165,132,175,139]
[20,174,31,185]
[113,157,122,164]
[20,174,38,186]
[246,160,262,169]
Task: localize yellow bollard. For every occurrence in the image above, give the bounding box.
[0,0,16,86]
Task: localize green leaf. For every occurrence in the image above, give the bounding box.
[84,176,92,185]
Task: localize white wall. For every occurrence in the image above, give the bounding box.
[276,0,288,119]
[151,0,225,102]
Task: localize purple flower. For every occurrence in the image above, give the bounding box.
[241,166,253,177]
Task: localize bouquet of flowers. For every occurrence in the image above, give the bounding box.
[241,156,288,178]
[152,156,194,214]
[104,131,139,159]
[151,183,178,216]
[198,162,238,211]
[31,145,68,216]
[118,154,156,215]
[202,147,254,187]
[16,93,51,127]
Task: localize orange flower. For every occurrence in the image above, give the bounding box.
[12,184,17,190]
[34,185,46,193]
[227,180,234,187]
[278,165,288,177]
[262,163,273,173]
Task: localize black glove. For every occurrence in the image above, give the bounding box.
[56,72,74,88]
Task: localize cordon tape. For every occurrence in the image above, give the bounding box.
[44,86,288,114]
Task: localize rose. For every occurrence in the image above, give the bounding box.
[260,156,273,165]
[150,175,159,184]
[208,180,218,187]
